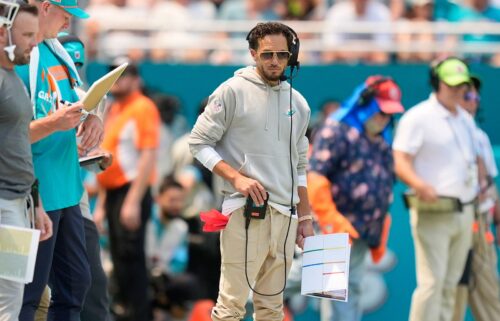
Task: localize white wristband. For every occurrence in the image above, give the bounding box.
[298,214,313,223]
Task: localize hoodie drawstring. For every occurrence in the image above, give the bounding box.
[277,89,281,141]
[265,86,270,131]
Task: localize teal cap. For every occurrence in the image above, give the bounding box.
[58,32,85,67]
[49,0,89,19]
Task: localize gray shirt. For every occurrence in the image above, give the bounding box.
[0,68,35,200]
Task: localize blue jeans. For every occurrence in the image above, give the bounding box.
[331,240,369,321]
[20,205,91,321]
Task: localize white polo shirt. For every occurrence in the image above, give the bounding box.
[393,94,479,203]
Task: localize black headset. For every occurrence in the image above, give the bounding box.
[429,56,468,91]
[246,22,300,69]
[356,77,394,106]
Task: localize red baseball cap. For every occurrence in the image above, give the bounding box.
[366,76,405,114]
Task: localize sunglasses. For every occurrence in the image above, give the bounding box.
[259,51,292,61]
[464,92,481,102]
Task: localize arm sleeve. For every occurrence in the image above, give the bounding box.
[296,105,311,185]
[194,147,223,172]
[392,112,424,155]
[188,85,237,170]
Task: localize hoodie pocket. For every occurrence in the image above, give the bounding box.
[238,153,296,205]
[239,153,280,180]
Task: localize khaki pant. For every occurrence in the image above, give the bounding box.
[409,205,474,321]
[212,207,297,321]
[0,197,30,321]
[452,211,500,321]
[34,286,50,321]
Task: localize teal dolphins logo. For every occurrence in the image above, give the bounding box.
[285,108,296,117]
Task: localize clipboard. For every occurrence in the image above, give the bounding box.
[0,224,40,284]
[301,233,350,302]
[82,62,128,112]
[79,154,105,167]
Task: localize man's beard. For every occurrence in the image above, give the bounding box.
[264,72,281,82]
[12,48,30,65]
[258,65,285,83]
[13,55,30,65]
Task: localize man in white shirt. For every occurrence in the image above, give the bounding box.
[393,57,479,321]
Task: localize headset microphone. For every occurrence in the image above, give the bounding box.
[4,29,15,61]
[0,0,19,62]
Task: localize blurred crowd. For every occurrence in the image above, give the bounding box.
[76,0,500,65]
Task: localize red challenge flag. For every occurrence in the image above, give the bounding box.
[200,209,229,232]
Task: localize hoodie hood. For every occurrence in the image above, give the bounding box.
[234,66,290,91]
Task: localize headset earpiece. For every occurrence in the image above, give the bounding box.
[285,26,300,69]
[429,59,441,92]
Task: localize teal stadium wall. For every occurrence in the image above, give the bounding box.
[87,63,500,321]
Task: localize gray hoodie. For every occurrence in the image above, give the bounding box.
[189,66,310,207]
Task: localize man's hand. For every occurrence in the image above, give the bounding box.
[35,207,53,242]
[120,199,141,231]
[99,153,113,170]
[86,148,113,170]
[232,174,267,206]
[77,114,103,152]
[415,182,438,202]
[296,219,314,250]
[52,103,83,131]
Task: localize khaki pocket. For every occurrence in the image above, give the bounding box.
[220,208,260,264]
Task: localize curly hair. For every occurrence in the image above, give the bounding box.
[247,22,294,51]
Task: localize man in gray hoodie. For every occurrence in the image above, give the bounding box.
[189,22,314,321]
